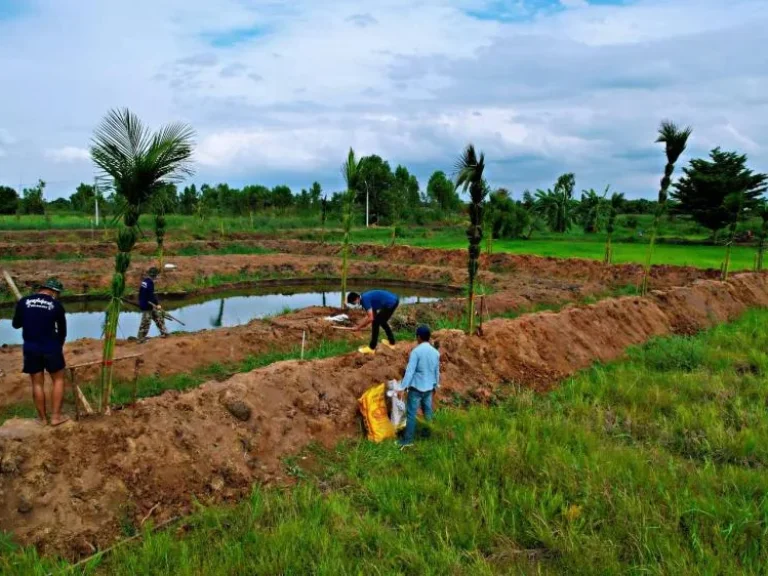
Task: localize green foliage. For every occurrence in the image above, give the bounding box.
[487,189,530,239]
[534,173,576,233]
[69,182,97,213]
[427,170,460,212]
[0,185,18,215]
[672,147,768,235]
[21,180,46,215]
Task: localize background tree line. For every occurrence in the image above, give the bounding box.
[2,146,764,242]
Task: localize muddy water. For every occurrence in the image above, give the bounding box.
[0,284,451,345]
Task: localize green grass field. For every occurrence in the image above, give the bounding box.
[4,309,768,574]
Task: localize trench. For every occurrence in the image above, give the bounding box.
[0,281,454,345]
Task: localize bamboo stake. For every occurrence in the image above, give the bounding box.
[2,269,22,300]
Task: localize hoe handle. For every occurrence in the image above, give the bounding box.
[2,269,22,301]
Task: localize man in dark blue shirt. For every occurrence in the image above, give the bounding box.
[12,278,68,426]
[347,289,399,354]
[137,267,168,342]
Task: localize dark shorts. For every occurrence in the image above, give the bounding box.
[23,351,66,375]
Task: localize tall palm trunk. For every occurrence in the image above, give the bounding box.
[641,121,692,295]
[101,208,138,412]
[455,144,487,335]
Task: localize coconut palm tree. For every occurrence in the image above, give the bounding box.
[341,148,363,307]
[91,108,194,412]
[455,144,487,335]
[641,120,692,295]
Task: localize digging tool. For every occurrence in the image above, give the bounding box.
[121,298,186,326]
[2,269,22,301]
[151,302,185,326]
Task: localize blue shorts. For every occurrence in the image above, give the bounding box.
[23,351,66,375]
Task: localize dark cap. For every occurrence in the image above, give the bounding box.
[416,325,431,341]
[40,278,63,293]
[147,267,160,278]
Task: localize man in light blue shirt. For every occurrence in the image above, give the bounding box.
[398,325,440,447]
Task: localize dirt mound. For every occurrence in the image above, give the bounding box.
[257,240,720,289]
[1,273,767,558]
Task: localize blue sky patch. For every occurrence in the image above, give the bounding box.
[203,26,270,48]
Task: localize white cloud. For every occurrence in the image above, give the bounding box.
[45,147,90,163]
[0,0,766,199]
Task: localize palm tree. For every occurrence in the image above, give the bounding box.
[455,144,487,335]
[641,120,692,295]
[341,148,363,307]
[604,191,625,264]
[91,108,194,412]
[755,201,768,272]
[534,173,576,233]
[580,186,609,233]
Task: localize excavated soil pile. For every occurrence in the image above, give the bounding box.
[1,273,767,558]
[260,240,720,289]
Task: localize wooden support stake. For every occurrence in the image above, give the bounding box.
[301,330,306,360]
[68,368,79,422]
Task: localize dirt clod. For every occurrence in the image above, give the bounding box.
[17,496,33,514]
[224,400,252,422]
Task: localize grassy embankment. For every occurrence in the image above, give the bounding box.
[2,308,768,574]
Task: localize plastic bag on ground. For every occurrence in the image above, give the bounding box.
[387,380,406,430]
[358,383,396,442]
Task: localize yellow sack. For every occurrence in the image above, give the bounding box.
[358,383,396,442]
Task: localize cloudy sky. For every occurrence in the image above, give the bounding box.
[0,0,766,200]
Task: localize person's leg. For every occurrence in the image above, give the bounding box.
[153,310,168,337]
[137,311,151,341]
[379,304,398,345]
[369,312,382,349]
[30,371,47,423]
[49,369,67,426]
[400,389,421,446]
[422,390,434,421]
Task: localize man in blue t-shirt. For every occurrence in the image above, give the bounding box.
[347,289,399,354]
[12,278,68,426]
[137,267,168,342]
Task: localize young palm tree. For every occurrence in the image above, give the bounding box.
[641,120,692,295]
[603,191,625,264]
[340,148,363,307]
[91,108,194,412]
[455,144,487,335]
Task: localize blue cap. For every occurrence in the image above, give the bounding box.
[416,325,431,341]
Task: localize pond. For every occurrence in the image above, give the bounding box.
[0,283,453,345]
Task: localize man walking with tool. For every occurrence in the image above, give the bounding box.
[12,278,69,426]
[347,289,399,355]
[137,267,168,342]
